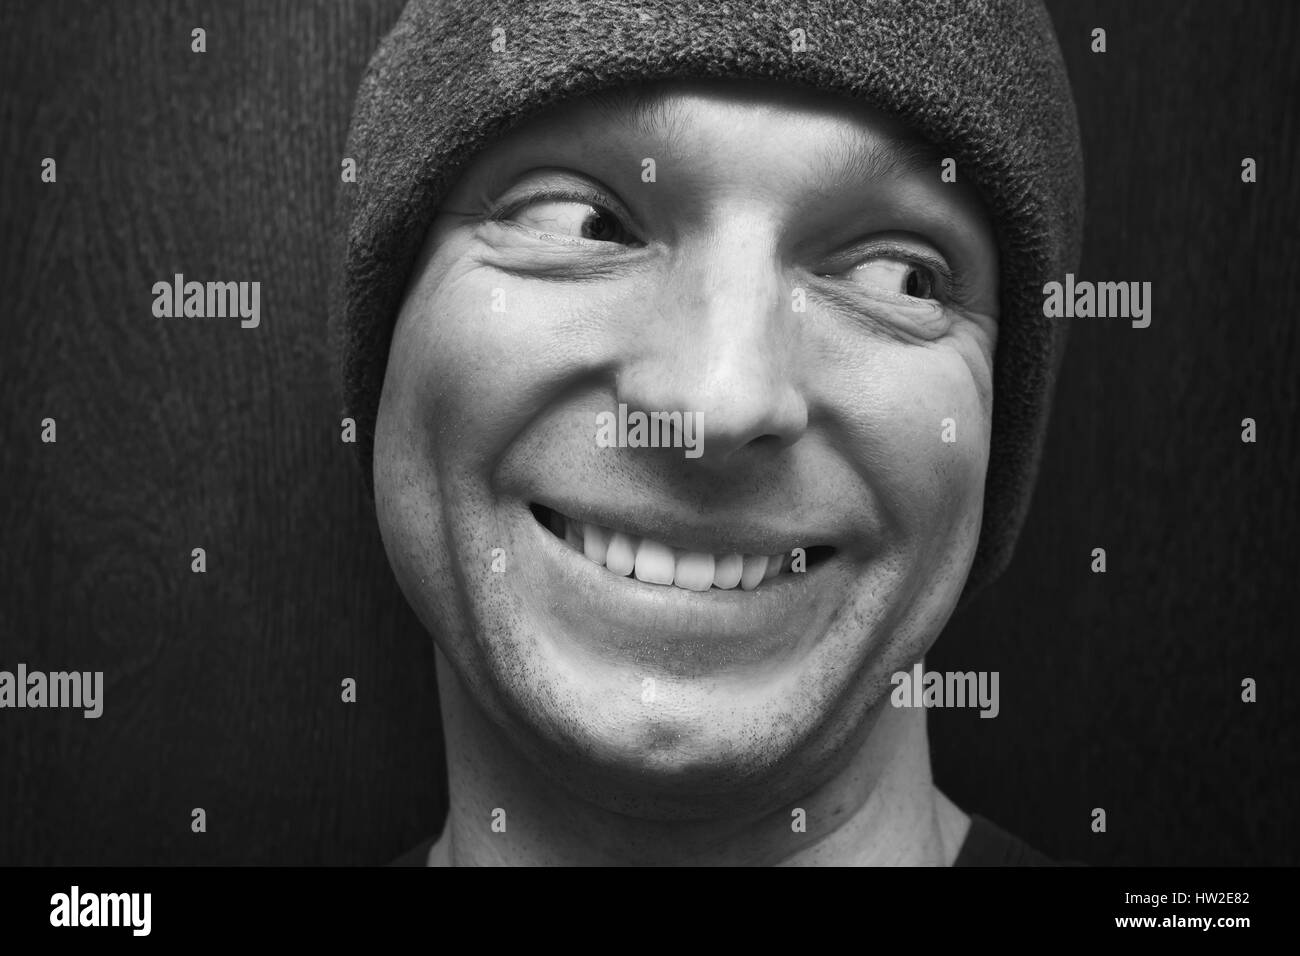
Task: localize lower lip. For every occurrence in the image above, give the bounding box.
[515,501,847,671]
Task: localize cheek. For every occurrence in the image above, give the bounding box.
[394,257,617,456]
[832,341,992,547]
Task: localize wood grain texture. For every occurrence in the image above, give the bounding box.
[0,0,1295,865]
[0,0,441,866]
[932,0,1300,866]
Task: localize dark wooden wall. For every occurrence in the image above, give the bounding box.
[0,1,1295,865]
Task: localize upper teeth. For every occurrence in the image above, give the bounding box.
[558,514,789,592]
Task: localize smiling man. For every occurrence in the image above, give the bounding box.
[333,0,1083,866]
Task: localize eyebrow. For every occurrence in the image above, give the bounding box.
[589,86,684,145]
[829,127,946,182]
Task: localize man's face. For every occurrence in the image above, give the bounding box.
[374,79,999,816]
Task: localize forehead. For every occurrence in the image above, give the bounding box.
[584,79,946,179]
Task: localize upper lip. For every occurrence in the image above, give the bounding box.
[532,497,839,556]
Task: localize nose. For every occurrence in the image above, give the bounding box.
[616,229,809,465]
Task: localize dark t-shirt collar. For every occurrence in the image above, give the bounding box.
[387,813,1058,866]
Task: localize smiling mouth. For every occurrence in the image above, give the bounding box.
[530,503,835,592]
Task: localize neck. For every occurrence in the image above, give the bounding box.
[430,648,966,866]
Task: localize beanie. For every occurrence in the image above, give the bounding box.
[330,0,1085,606]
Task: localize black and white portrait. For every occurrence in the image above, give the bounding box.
[1,0,1295,888]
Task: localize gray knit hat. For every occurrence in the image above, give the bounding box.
[331,0,1084,606]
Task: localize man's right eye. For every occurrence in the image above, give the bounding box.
[501,198,638,245]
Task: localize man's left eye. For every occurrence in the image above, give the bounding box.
[506,200,636,244]
[847,258,938,300]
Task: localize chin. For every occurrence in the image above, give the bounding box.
[385,488,969,819]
